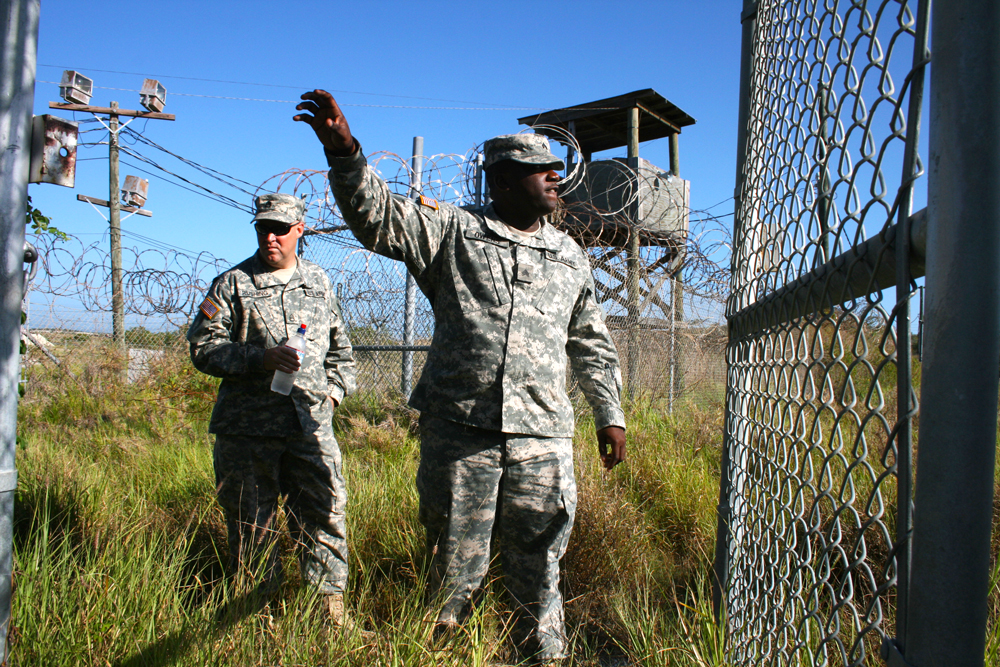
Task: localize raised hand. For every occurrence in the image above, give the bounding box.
[293,89,355,155]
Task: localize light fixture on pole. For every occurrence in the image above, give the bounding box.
[121,175,149,208]
[139,79,166,113]
[58,70,93,105]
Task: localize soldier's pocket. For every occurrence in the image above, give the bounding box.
[246,299,278,346]
[531,256,579,326]
[457,239,511,312]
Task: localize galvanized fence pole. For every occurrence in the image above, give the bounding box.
[0,0,39,657]
[886,0,931,652]
[669,132,683,412]
[713,0,758,621]
[625,107,640,399]
[902,1,1000,665]
[402,136,423,397]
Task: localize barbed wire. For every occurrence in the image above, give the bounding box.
[276,145,733,308]
[27,231,230,326]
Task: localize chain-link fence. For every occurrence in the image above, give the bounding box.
[715,1,931,665]
[23,141,731,413]
[299,145,731,410]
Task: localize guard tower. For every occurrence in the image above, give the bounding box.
[518,89,697,399]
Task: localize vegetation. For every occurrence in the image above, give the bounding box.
[11,346,726,666]
[13,331,1000,665]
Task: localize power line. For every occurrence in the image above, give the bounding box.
[118,156,250,212]
[37,65,532,109]
[38,80,550,111]
[121,127,259,193]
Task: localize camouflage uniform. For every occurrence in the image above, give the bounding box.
[326,136,624,660]
[188,252,356,593]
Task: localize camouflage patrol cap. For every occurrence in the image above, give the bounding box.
[483,134,565,171]
[252,193,306,225]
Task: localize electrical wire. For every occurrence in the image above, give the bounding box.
[38,79,549,111]
[118,156,250,212]
[38,64,536,108]
[121,127,259,193]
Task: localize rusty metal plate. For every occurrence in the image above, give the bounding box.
[28,115,78,188]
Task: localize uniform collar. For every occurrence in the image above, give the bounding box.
[250,253,310,289]
[482,203,559,251]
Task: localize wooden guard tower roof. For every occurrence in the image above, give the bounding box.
[517,89,696,155]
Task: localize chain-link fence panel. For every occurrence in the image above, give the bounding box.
[717,1,929,665]
[24,141,730,414]
[299,144,730,411]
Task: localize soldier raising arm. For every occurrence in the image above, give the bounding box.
[295,89,625,664]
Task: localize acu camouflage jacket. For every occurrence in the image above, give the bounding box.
[327,147,625,438]
[187,253,356,437]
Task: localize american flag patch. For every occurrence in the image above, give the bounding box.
[199,296,221,319]
[418,195,439,210]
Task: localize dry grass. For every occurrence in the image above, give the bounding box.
[11,343,727,666]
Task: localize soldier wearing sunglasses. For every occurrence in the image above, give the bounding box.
[187,193,357,624]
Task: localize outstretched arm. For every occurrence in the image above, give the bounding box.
[293,89,356,155]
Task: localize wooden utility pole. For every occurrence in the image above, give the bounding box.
[49,100,173,360]
[108,102,124,358]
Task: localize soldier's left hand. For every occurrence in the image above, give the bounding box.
[597,426,626,470]
[263,345,301,374]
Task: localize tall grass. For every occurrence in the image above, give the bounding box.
[12,345,730,665]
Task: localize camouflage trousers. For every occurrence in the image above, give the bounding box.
[214,430,348,594]
[417,415,577,661]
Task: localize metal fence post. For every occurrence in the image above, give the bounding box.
[713,0,758,622]
[402,136,423,397]
[902,1,1000,665]
[0,0,39,657]
[625,107,641,399]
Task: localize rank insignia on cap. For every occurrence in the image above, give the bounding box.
[418,195,439,210]
[199,296,221,319]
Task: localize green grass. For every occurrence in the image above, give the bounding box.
[16,334,1000,666]
[11,347,728,666]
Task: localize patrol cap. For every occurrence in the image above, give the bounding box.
[252,193,306,225]
[483,134,565,171]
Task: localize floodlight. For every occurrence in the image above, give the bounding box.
[122,175,149,208]
[139,79,166,113]
[59,70,93,105]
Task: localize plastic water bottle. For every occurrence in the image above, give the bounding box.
[270,324,307,395]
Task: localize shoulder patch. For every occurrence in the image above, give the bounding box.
[199,296,221,319]
[417,194,439,210]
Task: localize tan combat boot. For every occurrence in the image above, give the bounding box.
[326,592,348,627]
[325,592,374,639]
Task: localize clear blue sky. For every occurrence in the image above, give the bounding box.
[29,1,742,271]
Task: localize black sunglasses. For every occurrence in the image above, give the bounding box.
[254,222,295,236]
